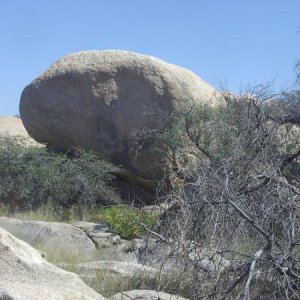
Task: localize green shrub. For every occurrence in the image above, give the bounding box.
[100,205,157,239]
[0,137,120,210]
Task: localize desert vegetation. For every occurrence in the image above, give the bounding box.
[134,84,300,299]
[0,137,120,212]
[1,75,300,300]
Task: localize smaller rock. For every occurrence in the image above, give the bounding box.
[61,260,160,280]
[72,220,125,249]
[0,116,39,146]
[91,232,114,238]
[72,221,109,233]
[0,227,105,300]
[110,290,189,300]
[135,237,175,270]
[0,217,97,262]
[89,232,122,248]
[141,204,170,218]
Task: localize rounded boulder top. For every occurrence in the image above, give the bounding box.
[20,50,219,181]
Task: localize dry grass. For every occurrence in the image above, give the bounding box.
[0,202,103,223]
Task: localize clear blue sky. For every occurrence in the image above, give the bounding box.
[0,0,299,115]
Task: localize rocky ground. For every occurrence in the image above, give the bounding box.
[0,217,188,300]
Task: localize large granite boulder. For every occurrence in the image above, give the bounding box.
[0,227,105,300]
[0,217,97,262]
[20,50,219,184]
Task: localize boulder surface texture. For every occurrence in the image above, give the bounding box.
[0,227,105,300]
[20,50,217,181]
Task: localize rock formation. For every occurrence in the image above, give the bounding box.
[0,227,105,300]
[20,50,219,186]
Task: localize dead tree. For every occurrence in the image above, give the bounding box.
[132,85,300,299]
